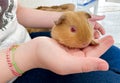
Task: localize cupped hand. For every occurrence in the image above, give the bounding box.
[89,15,106,39]
[35,35,114,75]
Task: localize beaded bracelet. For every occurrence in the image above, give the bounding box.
[6,45,24,76]
[11,45,24,75]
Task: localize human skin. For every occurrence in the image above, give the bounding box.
[0,35,114,83]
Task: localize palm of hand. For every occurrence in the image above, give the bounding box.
[37,36,113,75]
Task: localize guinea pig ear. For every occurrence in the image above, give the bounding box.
[76,11,91,19]
[54,15,66,25]
[84,12,91,19]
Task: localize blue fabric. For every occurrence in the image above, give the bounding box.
[14,32,120,83]
[30,32,51,38]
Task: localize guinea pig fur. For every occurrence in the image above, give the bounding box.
[51,11,98,48]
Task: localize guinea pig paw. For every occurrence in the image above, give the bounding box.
[90,39,99,45]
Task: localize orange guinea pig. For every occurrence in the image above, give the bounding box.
[51,11,98,48]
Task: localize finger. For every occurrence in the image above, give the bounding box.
[89,15,105,21]
[83,35,114,57]
[94,30,100,39]
[94,23,105,35]
[54,57,109,75]
[77,57,109,73]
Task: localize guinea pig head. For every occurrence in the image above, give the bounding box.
[51,11,96,48]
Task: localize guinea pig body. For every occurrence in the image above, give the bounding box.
[51,11,98,48]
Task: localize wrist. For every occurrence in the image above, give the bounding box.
[13,42,38,73]
[6,45,23,76]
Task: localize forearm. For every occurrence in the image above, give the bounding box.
[0,39,39,82]
[0,50,14,83]
[17,4,63,28]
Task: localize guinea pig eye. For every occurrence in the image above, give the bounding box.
[70,25,76,32]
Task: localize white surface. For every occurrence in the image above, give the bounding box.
[98,1,120,47]
[98,11,120,47]
[18,0,75,8]
[106,0,120,3]
[76,0,98,14]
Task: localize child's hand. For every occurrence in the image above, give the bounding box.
[34,35,114,75]
[15,35,114,75]
[89,15,105,39]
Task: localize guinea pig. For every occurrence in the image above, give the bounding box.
[36,3,75,12]
[51,11,98,48]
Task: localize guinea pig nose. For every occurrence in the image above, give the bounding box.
[70,25,76,32]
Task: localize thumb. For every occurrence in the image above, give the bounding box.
[56,57,109,75]
[79,57,109,73]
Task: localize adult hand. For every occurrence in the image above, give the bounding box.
[35,35,114,75]
[89,15,105,39]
